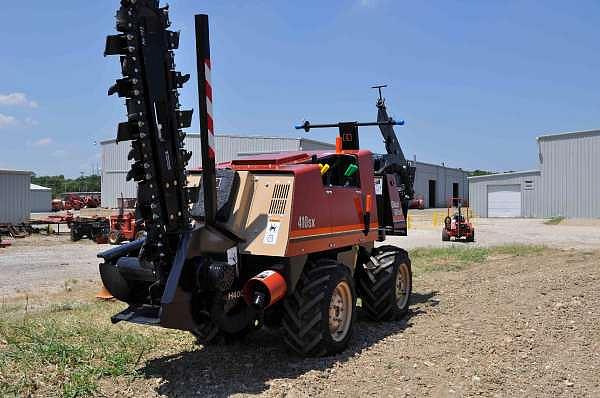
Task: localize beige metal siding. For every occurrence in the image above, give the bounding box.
[0,170,31,223]
[538,131,600,218]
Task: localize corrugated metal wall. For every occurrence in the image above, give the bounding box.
[469,171,542,217]
[299,138,336,151]
[413,162,469,208]
[101,135,333,208]
[0,170,31,223]
[30,186,52,213]
[101,139,138,207]
[538,131,600,218]
[468,130,600,218]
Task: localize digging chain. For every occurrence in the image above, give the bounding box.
[105,0,195,270]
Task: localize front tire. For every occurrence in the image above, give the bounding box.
[70,227,81,242]
[282,259,356,357]
[466,230,475,242]
[358,245,412,321]
[442,229,450,241]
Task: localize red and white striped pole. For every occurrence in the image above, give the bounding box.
[195,14,217,225]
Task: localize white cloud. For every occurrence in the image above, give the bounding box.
[0,113,17,128]
[33,137,52,146]
[0,92,38,108]
[24,117,39,126]
[358,0,381,7]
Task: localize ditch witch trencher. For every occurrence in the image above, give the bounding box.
[99,0,416,356]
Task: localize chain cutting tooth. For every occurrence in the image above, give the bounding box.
[171,71,190,88]
[177,110,193,128]
[166,31,180,49]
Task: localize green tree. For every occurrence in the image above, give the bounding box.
[31,174,101,198]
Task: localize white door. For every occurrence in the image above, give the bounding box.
[487,185,521,217]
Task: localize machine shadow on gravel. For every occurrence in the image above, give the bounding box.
[140,292,436,397]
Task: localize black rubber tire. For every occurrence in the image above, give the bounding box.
[70,228,81,242]
[192,322,256,346]
[467,230,475,242]
[191,317,220,345]
[282,259,356,357]
[190,302,256,346]
[358,245,412,322]
[442,229,450,241]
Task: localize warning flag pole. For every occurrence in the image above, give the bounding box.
[195,14,217,225]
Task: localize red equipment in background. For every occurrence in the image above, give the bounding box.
[442,197,475,242]
[52,194,100,211]
[409,194,425,210]
[108,211,145,245]
[51,199,63,212]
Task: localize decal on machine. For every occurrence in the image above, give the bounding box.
[263,220,281,245]
[374,177,383,195]
[297,215,316,229]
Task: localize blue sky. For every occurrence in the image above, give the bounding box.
[0,0,598,177]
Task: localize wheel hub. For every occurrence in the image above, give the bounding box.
[396,263,410,308]
[329,281,352,342]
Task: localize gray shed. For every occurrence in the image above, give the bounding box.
[469,129,600,218]
[413,161,469,208]
[30,183,52,213]
[0,169,31,224]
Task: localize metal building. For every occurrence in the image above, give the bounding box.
[101,134,334,208]
[30,183,52,213]
[0,169,31,224]
[469,129,600,218]
[413,161,469,208]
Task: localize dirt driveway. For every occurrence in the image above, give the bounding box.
[93,247,599,397]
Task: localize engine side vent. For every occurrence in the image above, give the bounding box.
[268,183,291,215]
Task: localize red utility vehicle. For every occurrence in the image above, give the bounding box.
[442,197,475,242]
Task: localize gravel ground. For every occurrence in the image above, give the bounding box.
[1,219,599,396]
[99,248,600,397]
[0,234,110,296]
[0,216,599,296]
[389,214,600,250]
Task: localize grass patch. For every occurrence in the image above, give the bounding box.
[0,300,184,397]
[544,216,565,225]
[410,244,547,275]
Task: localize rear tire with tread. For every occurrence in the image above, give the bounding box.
[358,245,412,321]
[282,259,356,357]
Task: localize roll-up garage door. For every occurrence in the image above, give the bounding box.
[487,185,521,217]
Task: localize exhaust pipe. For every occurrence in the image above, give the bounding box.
[242,270,287,309]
